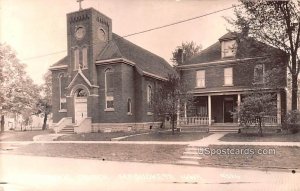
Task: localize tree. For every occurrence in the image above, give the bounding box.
[171,41,202,65]
[36,72,52,130]
[234,68,283,136]
[228,0,300,110]
[153,74,192,134]
[237,93,277,136]
[0,43,40,131]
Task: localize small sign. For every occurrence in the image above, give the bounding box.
[61,98,66,103]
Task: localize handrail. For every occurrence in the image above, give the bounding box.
[179,117,209,126]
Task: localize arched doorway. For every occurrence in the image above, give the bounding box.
[74,89,88,124]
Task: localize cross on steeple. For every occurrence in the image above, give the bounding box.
[77,0,84,10]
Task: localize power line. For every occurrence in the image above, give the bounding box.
[122,5,240,38]
[21,4,240,62]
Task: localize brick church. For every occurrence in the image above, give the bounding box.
[50,7,174,133]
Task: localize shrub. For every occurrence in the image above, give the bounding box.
[282,110,300,134]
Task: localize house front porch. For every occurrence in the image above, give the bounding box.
[178,92,282,131]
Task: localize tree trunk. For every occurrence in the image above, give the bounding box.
[171,116,175,135]
[258,117,263,137]
[42,113,48,130]
[0,115,4,132]
[291,73,298,111]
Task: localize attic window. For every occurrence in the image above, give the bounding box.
[221,40,237,58]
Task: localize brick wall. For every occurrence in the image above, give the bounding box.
[51,70,67,123]
[180,58,287,91]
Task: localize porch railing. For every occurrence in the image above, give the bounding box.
[179,117,209,126]
[243,116,278,127]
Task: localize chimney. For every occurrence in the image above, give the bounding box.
[177,48,184,65]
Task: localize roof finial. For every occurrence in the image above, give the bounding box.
[77,0,84,10]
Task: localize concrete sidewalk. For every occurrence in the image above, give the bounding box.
[1,154,299,191]
[23,132,300,147]
[189,133,300,147]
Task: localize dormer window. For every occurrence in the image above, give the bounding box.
[221,40,237,58]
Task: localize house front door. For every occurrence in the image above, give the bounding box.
[74,89,88,124]
[75,98,87,124]
[224,99,234,123]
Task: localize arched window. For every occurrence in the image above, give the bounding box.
[147,85,152,109]
[74,48,80,70]
[58,73,66,110]
[127,98,132,114]
[105,68,114,110]
[76,89,88,97]
[82,47,88,69]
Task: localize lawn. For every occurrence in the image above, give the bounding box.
[198,145,300,169]
[121,131,211,142]
[0,130,53,141]
[219,132,300,142]
[10,143,186,164]
[55,131,149,141]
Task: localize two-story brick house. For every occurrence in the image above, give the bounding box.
[49,8,174,133]
[177,32,288,128]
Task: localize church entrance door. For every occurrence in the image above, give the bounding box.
[74,89,88,124]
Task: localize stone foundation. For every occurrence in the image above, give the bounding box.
[91,122,163,133]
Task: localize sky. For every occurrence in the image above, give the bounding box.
[1,0,238,84]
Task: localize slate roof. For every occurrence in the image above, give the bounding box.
[51,34,175,79]
[185,32,287,65]
[51,56,68,67]
[97,33,175,78]
[219,32,237,41]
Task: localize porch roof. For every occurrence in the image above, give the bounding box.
[191,86,282,96]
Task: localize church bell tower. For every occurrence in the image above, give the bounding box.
[66,5,112,85]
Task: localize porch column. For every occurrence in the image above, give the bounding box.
[208,95,212,126]
[184,102,187,118]
[237,94,241,124]
[176,99,180,127]
[277,92,281,125]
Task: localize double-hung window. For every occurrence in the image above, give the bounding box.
[224,67,233,86]
[196,70,205,88]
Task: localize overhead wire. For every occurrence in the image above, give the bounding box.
[20,4,241,62]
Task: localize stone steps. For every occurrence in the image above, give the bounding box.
[177,146,202,165]
[59,125,75,134]
[209,129,239,133]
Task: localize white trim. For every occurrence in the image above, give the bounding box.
[49,65,68,70]
[89,94,99,97]
[67,69,99,89]
[104,108,115,112]
[277,92,281,125]
[177,56,267,70]
[192,87,279,95]
[96,58,168,81]
[96,58,135,66]
[196,70,205,88]
[70,84,91,96]
[105,68,114,110]
[142,71,168,81]
[59,109,67,113]
[224,67,233,86]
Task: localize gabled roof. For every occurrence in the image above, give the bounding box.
[67,69,98,89]
[97,33,175,78]
[185,32,287,65]
[219,32,237,41]
[51,56,68,67]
